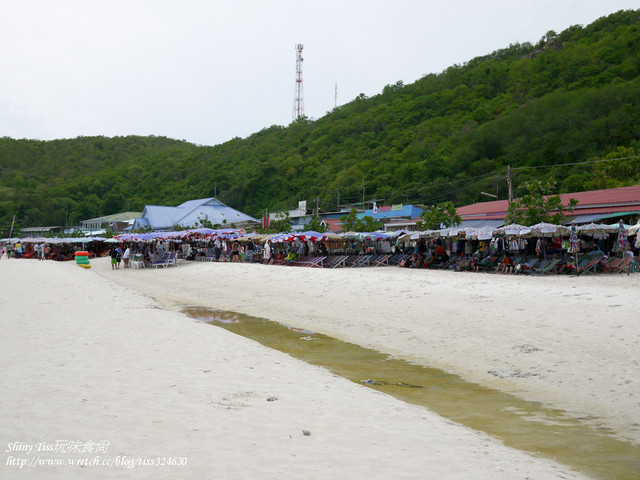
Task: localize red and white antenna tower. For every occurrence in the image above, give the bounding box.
[292,43,305,121]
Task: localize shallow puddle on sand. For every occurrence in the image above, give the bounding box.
[182,306,639,480]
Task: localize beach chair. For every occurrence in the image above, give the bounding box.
[390,254,410,266]
[152,252,176,268]
[578,256,602,275]
[321,255,345,268]
[608,256,633,274]
[329,255,351,268]
[476,255,497,271]
[290,255,310,265]
[524,258,546,274]
[351,255,372,267]
[519,257,538,273]
[294,256,326,268]
[342,255,360,267]
[530,258,560,274]
[603,257,623,272]
[387,253,401,265]
[372,254,391,266]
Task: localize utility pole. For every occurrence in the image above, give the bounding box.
[507,165,513,203]
[362,175,365,207]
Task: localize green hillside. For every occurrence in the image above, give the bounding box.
[1,9,640,231]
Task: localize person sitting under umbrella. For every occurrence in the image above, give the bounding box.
[495,252,514,274]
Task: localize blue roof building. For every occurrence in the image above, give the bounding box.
[131,198,258,231]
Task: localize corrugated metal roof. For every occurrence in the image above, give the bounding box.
[139,198,257,230]
[82,212,143,223]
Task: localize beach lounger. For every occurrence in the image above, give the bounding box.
[350,255,372,267]
[293,256,326,268]
[390,254,410,266]
[601,257,623,272]
[607,256,633,274]
[578,256,602,275]
[475,255,496,271]
[519,257,538,273]
[372,254,391,266]
[342,255,360,267]
[524,258,546,274]
[322,255,347,268]
[152,252,176,268]
[329,255,351,268]
[530,258,560,274]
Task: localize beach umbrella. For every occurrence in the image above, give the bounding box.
[528,222,570,237]
[439,226,466,238]
[386,230,412,240]
[341,232,366,241]
[323,232,342,241]
[495,223,531,237]
[465,226,496,241]
[295,231,326,242]
[576,222,617,240]
[364,231,390,241]
[626,222,640,235]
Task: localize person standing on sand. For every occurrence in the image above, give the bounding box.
[109,247,118,270]
[123,245,131,268]
[263,241,272,265]
[214,236,222,261]
[245,239,255,263]
[115,246,122,269]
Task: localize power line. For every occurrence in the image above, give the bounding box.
[510,155,640,171]
[286,154,639,212]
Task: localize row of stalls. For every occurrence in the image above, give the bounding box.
[115,228,400,260]
[397,221,640,260]
[3,222,639,264]
[0,237,114,260]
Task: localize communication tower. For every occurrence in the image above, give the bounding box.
[292,44,305,121]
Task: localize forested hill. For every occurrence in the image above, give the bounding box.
[2,9,640,231]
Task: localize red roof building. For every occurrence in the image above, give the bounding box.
[322,218,343,233]
[457,185,640,227]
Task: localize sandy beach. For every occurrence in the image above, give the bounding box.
[2,257,639,479]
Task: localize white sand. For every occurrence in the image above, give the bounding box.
[1,258,638,479]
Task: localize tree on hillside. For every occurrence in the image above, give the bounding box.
[583,147,640,190]
[417,201,461,230]
[504,180,578,226]
[339,208,382,232]
[305,213,328,233]
[258,211,291,234]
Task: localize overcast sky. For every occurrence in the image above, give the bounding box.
[1,1,637,147]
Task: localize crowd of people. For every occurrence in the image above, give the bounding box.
[2,227,639,276]
[396,235,638,275]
